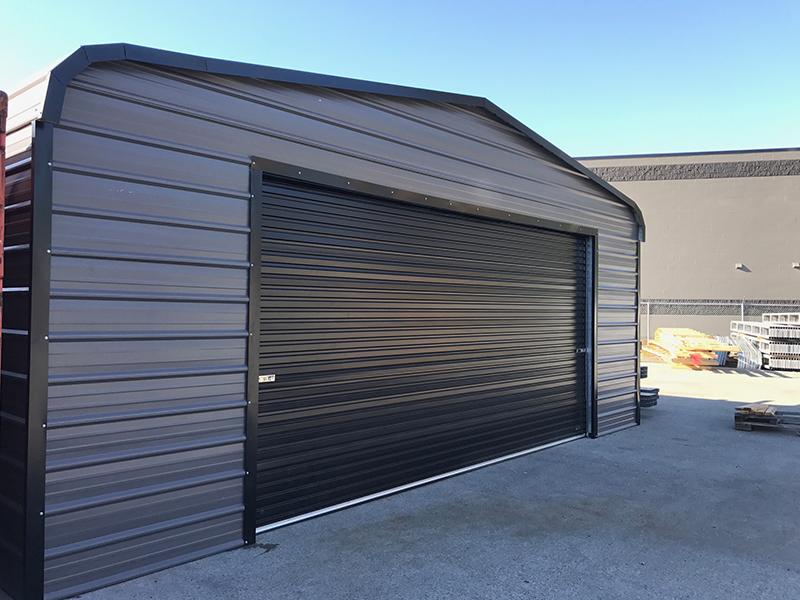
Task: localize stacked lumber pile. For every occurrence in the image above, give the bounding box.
[735,403,800,433]
[644,328,739,367]
[730,313,800,371]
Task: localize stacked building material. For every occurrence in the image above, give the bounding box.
[644,328,739,367]
[735,403,800,432]
[638,361,658,407]
[730,314,800,371]
[640,387,659,407]
[762,312,800,325]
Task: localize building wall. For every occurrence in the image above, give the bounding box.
[13,57,641,599]
[581,150,800,336]
[1,154,33,600]
[6,72,49,154]
[41,123,251,598]
[1,73,49,600]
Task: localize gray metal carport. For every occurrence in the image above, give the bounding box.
[1,44,643,600]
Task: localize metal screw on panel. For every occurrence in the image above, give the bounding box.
[298,170,302,175]
[390,190,394,194]
[42,424,47,428]
[44,336,49,341]
[47,162,52,166]
[39,512,44,516]
[46,249,51,254]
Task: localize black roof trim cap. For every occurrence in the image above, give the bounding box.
[39,43,645,240]
[83,43,128,64]
[481,100,645,237]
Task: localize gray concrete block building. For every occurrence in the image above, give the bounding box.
[2,44,644,600]
[580,149,800,336]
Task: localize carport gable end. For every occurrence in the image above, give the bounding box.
[1,43,643,600]
[40,44,644,240]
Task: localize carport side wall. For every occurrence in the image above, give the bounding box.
[40,94,252,599]
[1,73,50,600]
[0,152,35,600]
[41,60,641,597]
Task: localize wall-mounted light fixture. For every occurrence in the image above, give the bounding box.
[793,262,800,270]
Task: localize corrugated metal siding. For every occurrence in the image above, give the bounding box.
[6,125,34,163]
[7,73,49,135]
[42,116,250,597]
[42,58,640,594]
[59,62,640,436]
[256,175,588,525]
[0,154,33,600]
[596,235,639,432]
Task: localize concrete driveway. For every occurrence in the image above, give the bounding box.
[80,365,800,600]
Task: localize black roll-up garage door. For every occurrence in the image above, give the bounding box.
[256,174,588,527]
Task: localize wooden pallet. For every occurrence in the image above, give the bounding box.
[734,404,800,433]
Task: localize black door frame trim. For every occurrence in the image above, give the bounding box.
[588,235,600,437]
[242,165,262,546]
[245,157,601,538]
[634,241,642,426]
[251,158,600,238]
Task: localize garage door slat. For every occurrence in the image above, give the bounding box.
[256,175,588,526]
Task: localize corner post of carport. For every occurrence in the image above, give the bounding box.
[24,119,56,600]
[243,160,263,545]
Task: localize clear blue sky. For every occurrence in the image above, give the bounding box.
[3,0,799,156]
